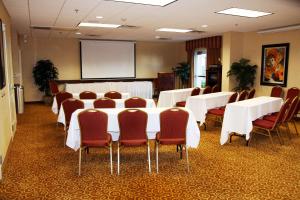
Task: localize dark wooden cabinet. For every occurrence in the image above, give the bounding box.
[206,65,222,90]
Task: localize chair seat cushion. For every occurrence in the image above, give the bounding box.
[120,139,147,146]
[156,132,185,145]
[263,115,277,122]
[207,108,225,116]
[176,101,186,107]
[253,119,274,129]
[82,134,111,147]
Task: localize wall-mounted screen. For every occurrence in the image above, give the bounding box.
[80,40,136,79]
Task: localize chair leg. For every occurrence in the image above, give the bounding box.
[185,145,190,173]
[179,145,183,159]
[203,122,207,130]
[156,141,159,173]
[285,123,292,140]
[117,142,120,175]
[276,127,283,145]
[109,144,113,175]
[267,130,274,146]
[78,148,82,176]
[147,142,151,173]
[64,129,67,147]
[292,120,299,135]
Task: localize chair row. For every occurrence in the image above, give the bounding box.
[77,108,190,175]
[270,86,300,100]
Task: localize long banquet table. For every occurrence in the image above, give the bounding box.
[220,96,283,145]
[52,92,130,114]
[57,99,156,126]
[66,107,200,150]
[65,81,153,99]
[185,92,234,125]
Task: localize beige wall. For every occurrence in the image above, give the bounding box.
[222,30,300,96]
[20,38,186,101]
[0,0,16,168]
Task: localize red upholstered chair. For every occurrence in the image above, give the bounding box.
[211,85,219,93]
[125,97,147,108]
[49,80,59,96]
[93,98,116,108]
[237,90,248,101]
[156,108,189,172]
[286,87,299,102]
[62,98,84,145]
[117,109,150,175]
[104,91,122,99]
[270,86,283,97]
[79,91,97,99]
[77,109,112,175]
[250,100,290,146]
[56,92,73,113]
[202,86,212,94]
[248,89,256,99]
[176,87,200,107]
[293,100,300,135]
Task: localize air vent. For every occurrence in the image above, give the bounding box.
[118,25,140,29]
[85,34,101,37]
[31,26,51,30]
[156,37,171,40]
[31,26,78,31]
[190,30,205,34]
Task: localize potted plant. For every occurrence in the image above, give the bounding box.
[172,62,190,88]
[32,59,58,104]
[227,58,257,91]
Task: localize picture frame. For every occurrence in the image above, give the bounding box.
[260,43,289,87]
[0,19,5,89]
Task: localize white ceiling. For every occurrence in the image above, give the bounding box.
[3,0,300,41]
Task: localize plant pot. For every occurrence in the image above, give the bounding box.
[43,95,53,105]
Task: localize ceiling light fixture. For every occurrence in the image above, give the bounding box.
[217,8,272,18]
[96,16,103,19]
[201,25,208,28]
[78,22,120,28]
[75,32,81,35]
[105,0,177,6]
[156,28,192,33]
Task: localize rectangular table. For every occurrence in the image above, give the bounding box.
[52,92,130,114]
[220,96,283,145]
[185,92,234,125]
[157,88,204,107]
[67,107,200,150]
[57,99,156,126]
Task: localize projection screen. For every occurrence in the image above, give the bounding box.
[80,40,136,79]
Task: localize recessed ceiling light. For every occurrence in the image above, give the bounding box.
[105,0,177,6]
[156,28,192,33]
[201,25,208,28]
[217,8,272,18]
[78,22,121,28]
[96,16,103,19]
[75,32,81,35]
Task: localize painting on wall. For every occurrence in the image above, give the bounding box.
[260,43,289,87]
[0,19,5,89]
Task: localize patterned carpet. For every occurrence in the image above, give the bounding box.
[0,103,300,199]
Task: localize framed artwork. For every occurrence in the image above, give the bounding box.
[0,19,5,89]
[260,43,289,87]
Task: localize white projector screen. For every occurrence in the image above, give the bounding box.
[80,40,136,79]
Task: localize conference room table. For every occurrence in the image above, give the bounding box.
[57,98,156,126]
[220,96,283,145]
[185,92,234,125]
[51,92,130,114]
[66,107,201,150]
[157,88,204,107]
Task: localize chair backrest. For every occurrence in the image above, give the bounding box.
[160,108,189,141]
[286,87,300,101]
[283,97,299,122]
[93,98,116,108]
[228,92,238,103]
[125,97,147,108]
[211,85,219,93]
[202,86,212,94]
[104,91,122,99]
[238,90,248,101]
[56,92,73,112]
[295,99,300,116]
[270,86,283,97]
[49,80,59,95]
[78,109,109,145]
[79,91,97,99]
[272,100,290,128]
[118,109,148,142]
[191,87,201,96]
[62,98,84,127]
[248,89,256,99]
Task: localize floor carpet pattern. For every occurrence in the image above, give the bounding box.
[0,103,299,199]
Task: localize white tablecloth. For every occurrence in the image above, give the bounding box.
[157,88,204,107]
[185,92,234,125]
[57,99,156,125]
[67,107,200,150]
[51,93,130,114]
[220,96,283,145]
[65,82,153,99]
